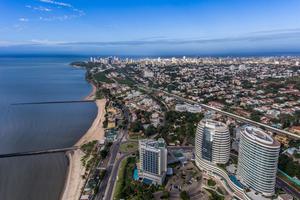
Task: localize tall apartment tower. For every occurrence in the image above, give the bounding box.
[138,138,167,185]
[237,126,280,197]
[195,119,231,167]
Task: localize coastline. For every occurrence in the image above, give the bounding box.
[60,81,107,200]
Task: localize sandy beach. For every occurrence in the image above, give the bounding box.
[84,83,97,101]
[61,89,107,200]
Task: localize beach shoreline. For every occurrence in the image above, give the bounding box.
[60,81,107,200]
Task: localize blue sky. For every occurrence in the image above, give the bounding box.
[1,0,300,55]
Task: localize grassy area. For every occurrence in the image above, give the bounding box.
[158,111,204,145]
[204,188,224,200]
[129,133,146,140]
[119,142,138,153]
[114,157,129,200]
[94,72,114,83]
[207,179,216,187]
[180,191,190,200]
[113,156,160,200]
[80,141,98,169]
[115,77,136,87]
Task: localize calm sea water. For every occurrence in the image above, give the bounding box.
[0,56,97,200]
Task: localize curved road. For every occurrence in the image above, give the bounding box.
[105,153,133,200]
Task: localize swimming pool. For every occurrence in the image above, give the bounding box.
[133,168,139,181]
[229,175,244,189]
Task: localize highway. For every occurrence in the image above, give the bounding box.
[138,85,300,139]
[105,152,133,200]
[95,106,130,200]
[276,178,300,199]
[95,133,125,200]
[0,147,78,158]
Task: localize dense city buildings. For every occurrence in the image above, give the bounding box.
[74,56,300,200]
[138,138,168,185]
[237,125,281,197]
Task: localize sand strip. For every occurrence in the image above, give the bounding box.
[61,95,107,200]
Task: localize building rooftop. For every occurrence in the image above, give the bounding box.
[242,125,280,147]
[200,119,228,131]
[140,138,166,149]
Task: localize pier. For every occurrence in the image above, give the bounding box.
[11,100,95,105]
[0,147,78,158]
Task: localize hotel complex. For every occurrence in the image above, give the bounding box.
[195,119,231,166]
[194,119,282,199]
[138,138,167,185]
[237,126,281,197]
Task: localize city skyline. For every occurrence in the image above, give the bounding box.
[1,0,300,55]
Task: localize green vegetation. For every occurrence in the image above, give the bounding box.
[99,169,106,180]
[207,179,216,187]
[114,157,160,200]
[130,121,144,132]
[94,72,114,83]
[145,124,157,136]
[277,171,300,191]
[250,111,263,122]
[205,188,224,200]
[286,76,300,90]
[81,140,97,154]
[278,154,300,179]
[158,111,204,145]
[289,139,300,148]
[161,191,170,199]
[216,187,224,195]
[119,142,138,153]
[80,140,103,173]
[278,111,300,129]
[70,61,87,67]
[114,77,136,87]
[129,133,146,140]
[100,142,112,159]
[180,191,190,200]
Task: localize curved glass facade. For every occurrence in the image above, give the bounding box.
[195,119,230,164]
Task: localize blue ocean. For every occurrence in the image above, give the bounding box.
[0,56,97,200]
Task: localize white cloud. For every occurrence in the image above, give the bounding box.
[39,0,72,8]
[19,18,29,22]
[38,15,78,21]
[26,5,52,12]
[0,39,66,47]
[30,39,63,45]
[73,8,85,16]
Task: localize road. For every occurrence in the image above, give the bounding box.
[105,152,133,200]
[138,85,300,139]
[95,106,130,200]
[95,135,123,199]
[276,177,300,199]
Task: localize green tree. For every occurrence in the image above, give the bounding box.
[180,191,190,200]
[130,121,144,132]
[145,124,157,136]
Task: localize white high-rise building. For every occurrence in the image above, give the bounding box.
[237,126,280,197]
[195,119,230,166]
[138,138,167,185]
